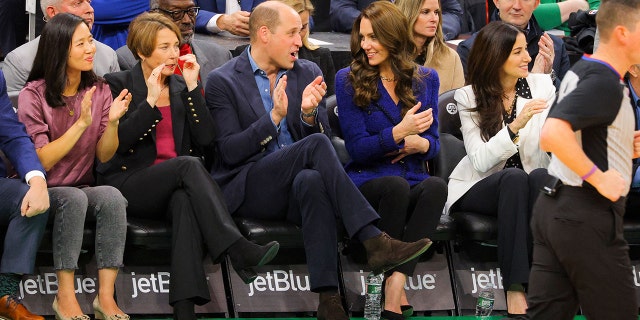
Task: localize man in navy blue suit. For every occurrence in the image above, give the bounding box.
[206,2,432,319]
[195,0,265,36]
[0,70,49,320]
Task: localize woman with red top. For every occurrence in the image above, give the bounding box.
[17,13,132,320]
[97,12,279,320]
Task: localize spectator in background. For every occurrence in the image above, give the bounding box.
[17,13,131,320]
[92,0,149,50]
[330,0,463,41]
[3,0,120,102]
[396,0,464,94]
[0,0,28,60]
[457,0,570,89]
[116,0,232,87]
[0,70,49,320]
[448,21,556,316]
[336,2,447,318]
[194,0,265,36]
[100,13,279,320]
[206,2,433,319]
[533,0,599,35]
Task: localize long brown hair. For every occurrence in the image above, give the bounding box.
[467,21,523,141]
[348,1,419,115]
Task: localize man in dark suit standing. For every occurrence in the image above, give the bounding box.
[206,2,432,319]
[116,0,233,87]
[0,70,49,320]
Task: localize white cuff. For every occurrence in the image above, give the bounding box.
[25,170,46,185]
[206,14,223,33]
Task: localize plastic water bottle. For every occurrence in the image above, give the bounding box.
[364,272,384,320]
[475,288,495,316]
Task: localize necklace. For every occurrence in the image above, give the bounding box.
[504,94,517,117]
[65,92,81,117]
[380,75,396,82]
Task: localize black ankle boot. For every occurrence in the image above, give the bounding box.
[173,299,196,320]
[363,232,432,275]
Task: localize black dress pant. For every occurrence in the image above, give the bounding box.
[452,167,548,287]
[235,134,380,291]
[528,185,637,320]
[111,156,242,305]
[359,176,447,276]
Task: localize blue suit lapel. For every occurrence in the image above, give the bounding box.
[235,51,267,119]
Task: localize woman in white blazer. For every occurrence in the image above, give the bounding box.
[445,21,556,316]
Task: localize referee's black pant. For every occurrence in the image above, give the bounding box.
[528,185,637,320]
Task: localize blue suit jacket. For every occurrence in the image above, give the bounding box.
[195,0,265,34]
[205,49,330,212]
[0,70,44,180]
[329,0,463,40]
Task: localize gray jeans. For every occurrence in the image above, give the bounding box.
[49,186,127,270]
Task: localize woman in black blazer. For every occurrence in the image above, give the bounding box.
[96,13,279,320]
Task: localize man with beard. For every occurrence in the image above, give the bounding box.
[116,0,232,86]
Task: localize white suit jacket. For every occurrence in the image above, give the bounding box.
[445,73,556,213]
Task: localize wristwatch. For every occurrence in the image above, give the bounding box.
[301,107,318,118]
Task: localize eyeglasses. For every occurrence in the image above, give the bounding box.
[155,7,199,21]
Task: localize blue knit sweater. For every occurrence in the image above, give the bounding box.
[335,66,440,187]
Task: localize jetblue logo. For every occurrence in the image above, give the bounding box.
[247,270,311,297]
[19,273,96,297]
[130,271,170,298]
[356,269,438,296]
[470,267,503,294]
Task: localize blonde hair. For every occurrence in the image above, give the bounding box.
[275,0,319,50]
[395,0,449,68]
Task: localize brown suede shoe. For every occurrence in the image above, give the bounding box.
[0,295,44,320]
[317,292,349,320]
[363,232,432,275]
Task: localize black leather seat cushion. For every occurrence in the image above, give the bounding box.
[624,217,640,245]
[234,217,303,248]
[126,217,172,250]
[450,211,497,241]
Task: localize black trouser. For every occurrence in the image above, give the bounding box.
[359,176,447,276]
[235,134,380,291]
[452,167,547,287]
[528,185,637,320]
[113,156,242,305]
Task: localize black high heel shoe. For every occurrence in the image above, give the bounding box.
[234,267,258,284]
[228,240,280,284]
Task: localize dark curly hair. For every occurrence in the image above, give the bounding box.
[348,1,420,116]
